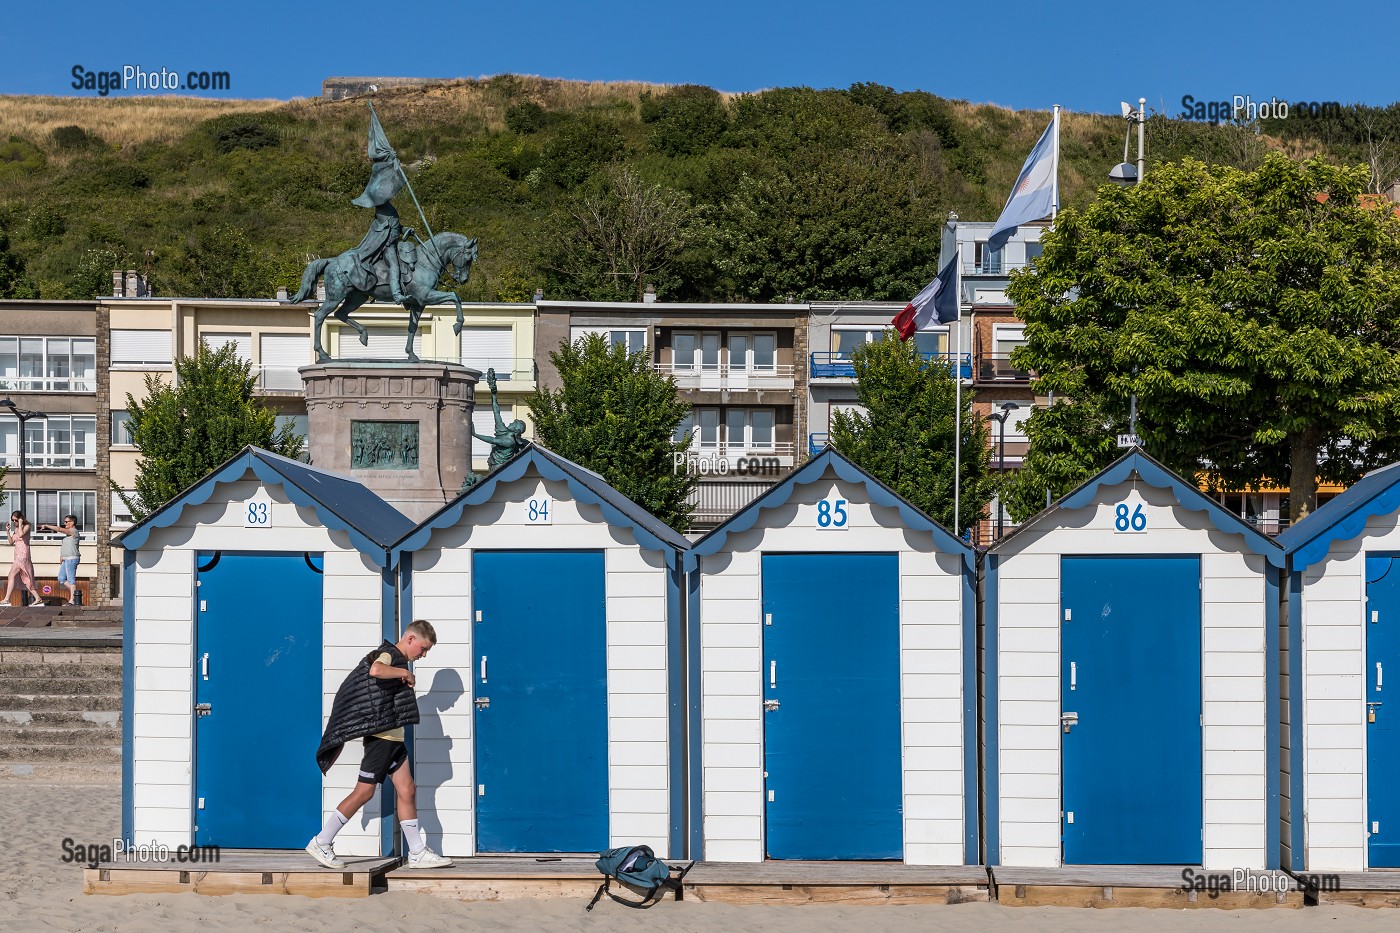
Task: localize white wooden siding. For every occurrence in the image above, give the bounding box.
[994,482,1271,869]
[697,471,966,864]
[1297,511,1400,870]
[128,473,389,855]
[409,470,675,858]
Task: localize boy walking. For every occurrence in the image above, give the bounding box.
[307,619,452,869]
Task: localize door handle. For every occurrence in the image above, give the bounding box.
[201,653,209,681]
[770,660,777,689]
[1070,661,1076,691]
[480,656,487,683]
[1379,662,1384,692]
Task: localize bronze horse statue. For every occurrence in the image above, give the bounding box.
[291,231,478,363]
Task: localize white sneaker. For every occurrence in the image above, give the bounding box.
[305,838,345,869]
[406,846,453,869]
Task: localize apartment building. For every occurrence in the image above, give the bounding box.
[0,300,101,603]
[537,298,808,531]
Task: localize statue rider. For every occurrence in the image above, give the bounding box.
[348,104,415,308]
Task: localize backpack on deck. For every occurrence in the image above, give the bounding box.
[585,845,694,910]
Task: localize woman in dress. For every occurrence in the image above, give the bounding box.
[2,511,44,607]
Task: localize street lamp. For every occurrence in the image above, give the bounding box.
[988,402,1020,540]
[0,398,46,516]
[1109,98,1147,187]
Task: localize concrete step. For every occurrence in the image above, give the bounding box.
[0,743,121,763]
[0,724,117,745]
[0,677,121,697]
[0,709,121,727]
[0,761,121,781]
[0,661,122,679]
[3,693,122,712]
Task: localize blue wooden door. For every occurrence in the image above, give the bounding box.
[194,552,323,848]
[762,552,902,859]
[1061,555,1202,864]
[1366,554,1400,867]
[473,550,608,853]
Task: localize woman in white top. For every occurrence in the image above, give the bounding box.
[39,514,80,606]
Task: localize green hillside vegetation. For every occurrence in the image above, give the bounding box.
[0,75,1397,303]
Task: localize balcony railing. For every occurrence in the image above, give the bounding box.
[810,352,972,380]
[0,376,98,393]
[809,433,829,455]
[978,353,1033,382]
[654,363,795,391]
[0,451,95,470]
[684,441,796,463]
[255,366,306,391]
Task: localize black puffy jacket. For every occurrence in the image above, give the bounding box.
[316,640,421,774]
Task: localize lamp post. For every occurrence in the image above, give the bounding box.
[0,398,46,516]
[1109,97,1147,187]
[988,401,1020,540]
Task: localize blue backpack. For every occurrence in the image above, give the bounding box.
[585,845,693,910]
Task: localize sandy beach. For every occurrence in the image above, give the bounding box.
[0,777,1391,932]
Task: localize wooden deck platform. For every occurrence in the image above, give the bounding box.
[1287,870,1400,908]
[991,865,1304,909]
[83,849,400,897]
[386,857,989,905]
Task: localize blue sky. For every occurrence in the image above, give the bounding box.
[2,0,1394,116]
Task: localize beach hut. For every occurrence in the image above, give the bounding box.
[1278,462,1400,872]
[684,447,978,864]
[983,449,1284,869]
[392,444,689,859]
[116,447,414,856]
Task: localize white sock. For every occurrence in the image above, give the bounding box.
[314,809,350,846]
[402,818,425,855]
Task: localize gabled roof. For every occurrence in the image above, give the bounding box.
[988,448,1284,567]
[1278,461,1400,573]
[114,447,413,565]
[685,446,975,573]
[393,443,690,567]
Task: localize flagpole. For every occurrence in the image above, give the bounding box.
[951,248,962,538]
[1051,104,1061,219]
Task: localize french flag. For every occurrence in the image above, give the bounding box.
[892,254,960,340]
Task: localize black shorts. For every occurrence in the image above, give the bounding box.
[357,736,408,785]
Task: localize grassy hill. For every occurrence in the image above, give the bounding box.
[0,76,1395,303]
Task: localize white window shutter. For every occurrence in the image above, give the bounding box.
[460,327,514,375]
[201,332,252,363]
[111,330,173,366]
[337,328,424,359]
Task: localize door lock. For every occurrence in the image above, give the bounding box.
[195,703,212,718]
[1061,711,1079,733]
[1370,701,1382,723]
[763,699,780,711]
[475,697,490,710]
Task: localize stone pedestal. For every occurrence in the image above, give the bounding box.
[301,362,479,521]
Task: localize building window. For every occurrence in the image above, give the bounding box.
[259,334,308,391]
[677,407,720,448]
[336,328,423,359]
[975,241,1004,274]
[111,491,135,528]
[1025,241,1044,264]
[989,401,1033,440]
[111,330,172,367]
[111,410,134,446]
[2,490,97,537]
[460,326,515,377]
[609,329,647,355]
[729,332,777,372]
[831,327,882,359]
[201,332,252,363]
[993,325,1027,359]
[727,407,775,452]
[0,415,96,469]
[673,332,719,372]
[0,337,97,391]
[274,414,310,462]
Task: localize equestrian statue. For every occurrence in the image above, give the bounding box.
[290,102,478,363]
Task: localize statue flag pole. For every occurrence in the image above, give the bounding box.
[367,101,441,264]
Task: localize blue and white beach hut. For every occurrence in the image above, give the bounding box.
[392,444,689,859]
[1279,462,1400,872]
[685,447,978,864]
[116,447,414,857]
[983,449,1284,869]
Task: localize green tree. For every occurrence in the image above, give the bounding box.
[831,335,993,534]
[540,165,694,301]
[527,334,696,530]
[999,399,1121,522]
[0,232,37,298]
[118,342,304,521]
[1010,154,1400,520]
